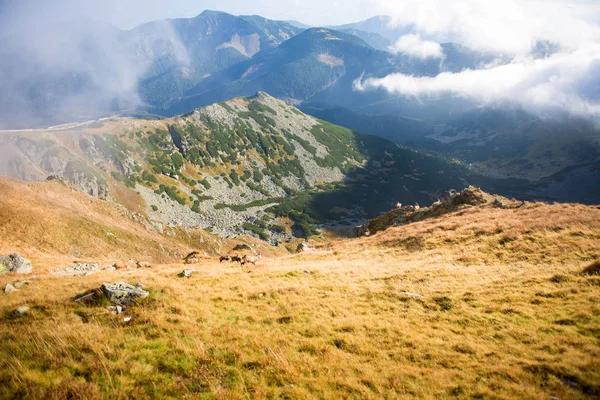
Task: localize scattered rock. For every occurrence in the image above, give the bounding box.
[4,283,18,294]
[101,282,149,306]
[296,242,315,253]
[399,291,423,299]
[136,261,151,268]
[13,306,30,316]
[0,253,32,274]
[105,266,116,272]
[123,317,132,323]
[13,281,29,289]
[233,244,253,251]
[54,262,99,276]
[73,263,98,274]
[303,270,311,275]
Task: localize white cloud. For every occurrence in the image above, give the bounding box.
[354,44,600,119]
[389,34,443,59]
[356,0,600,120]
[370,0,600,55]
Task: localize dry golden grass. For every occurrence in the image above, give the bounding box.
[0,182,599,399]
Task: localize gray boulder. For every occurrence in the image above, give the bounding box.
[0,253,32,274]
[101,282,149,306]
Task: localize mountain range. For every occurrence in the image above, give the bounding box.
[0,9,598,204]
[0,92,525,241]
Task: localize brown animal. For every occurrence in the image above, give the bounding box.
[230,255,242,264]
[184,251,201,264]
[219,255,231,263]
[112,261,126,270]
[136,261,151,268]
[240,254,262,266]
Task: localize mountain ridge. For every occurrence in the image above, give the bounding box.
[0,92,523,241]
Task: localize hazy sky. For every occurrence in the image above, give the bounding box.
[0,0,376,32]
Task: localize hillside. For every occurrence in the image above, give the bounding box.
[164,28,484,117]
[0,92,519,242]
[0,183,598,398]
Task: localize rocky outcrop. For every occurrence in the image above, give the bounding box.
[101,282,149,306]
[357,187,508,236]
[0,253,32,274]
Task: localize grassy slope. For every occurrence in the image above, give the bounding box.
[0,184,599,399]
[0,177,283,268]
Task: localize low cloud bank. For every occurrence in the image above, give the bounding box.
[355,45,600,119]
[389,34,443,59]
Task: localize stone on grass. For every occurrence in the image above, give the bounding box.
[101,282,149,306]
[13,281,29,289]
[0,253,32,274]
[399,291,423,299]
[14,306,30,316]
[4,283,18,294]
[179,269,195,278]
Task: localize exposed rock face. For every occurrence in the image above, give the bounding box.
[101,282,149,306]
[1,137,110,200]
[0,253,32,274]
[233,244,253,251]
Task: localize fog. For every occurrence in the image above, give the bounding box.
[0,1,191,128]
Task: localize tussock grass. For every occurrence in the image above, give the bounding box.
[0,182,599,398]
